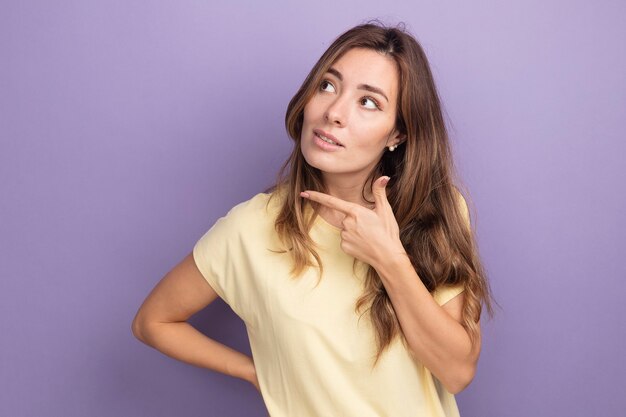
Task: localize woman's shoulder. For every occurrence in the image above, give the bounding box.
[431,283,465,306]
[451,186,471,229]
[223,192,270,219]
[221,187,285,222]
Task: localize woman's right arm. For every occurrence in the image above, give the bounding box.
[131,252,259,391]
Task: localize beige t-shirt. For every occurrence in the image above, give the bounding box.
[193,190,465,417]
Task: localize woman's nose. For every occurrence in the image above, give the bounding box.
[324,97,348,126]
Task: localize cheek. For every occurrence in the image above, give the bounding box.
[352,127,389,151]
[303,98,321,118]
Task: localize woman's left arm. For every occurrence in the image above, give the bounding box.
[373,254,480,394]
[300,176,480,394]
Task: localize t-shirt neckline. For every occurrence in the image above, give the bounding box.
[313,211,342,234]
[269,189,342,235]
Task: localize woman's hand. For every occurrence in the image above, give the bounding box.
[300,176,407,269]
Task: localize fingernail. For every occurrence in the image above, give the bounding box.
[300,191,310,198]
[381,176,390,186]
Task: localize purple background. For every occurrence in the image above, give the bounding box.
[2,1,625,416]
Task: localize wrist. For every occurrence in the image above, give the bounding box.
[226,353,255,381]
[373,247,411,278]
[247,361,257,382]
[241,357,257,383]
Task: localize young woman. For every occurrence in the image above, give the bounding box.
[132,20,494,417]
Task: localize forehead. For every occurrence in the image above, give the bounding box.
[328,48,398,98]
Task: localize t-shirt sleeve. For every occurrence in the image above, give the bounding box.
[192,204,247,319]
[431,284,465,306]
[193,216,229,302]
[455,188,471,231]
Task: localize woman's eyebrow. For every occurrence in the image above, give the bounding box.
[326,67,389,103]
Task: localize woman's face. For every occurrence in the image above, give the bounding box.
[300,47,404,184]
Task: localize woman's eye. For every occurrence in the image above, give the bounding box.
[361,97,381,110]
[319,80,380,110]
[320,80,335,92]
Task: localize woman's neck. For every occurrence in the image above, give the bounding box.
[321,171,375,203]
[317,174,376,227]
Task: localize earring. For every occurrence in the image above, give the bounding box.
[388,145,397,151]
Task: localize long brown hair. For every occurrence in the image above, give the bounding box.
[263,19,496,366]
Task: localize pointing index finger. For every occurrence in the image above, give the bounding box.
[300,190,356,215]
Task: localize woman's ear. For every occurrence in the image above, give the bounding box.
[390,131,407,147]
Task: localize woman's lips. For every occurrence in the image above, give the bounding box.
[313,132,343,151]
[313,129,344,146]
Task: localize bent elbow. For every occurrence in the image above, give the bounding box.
[131,314,147,343]
[446,379,470,395]
[444,364,476,395]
